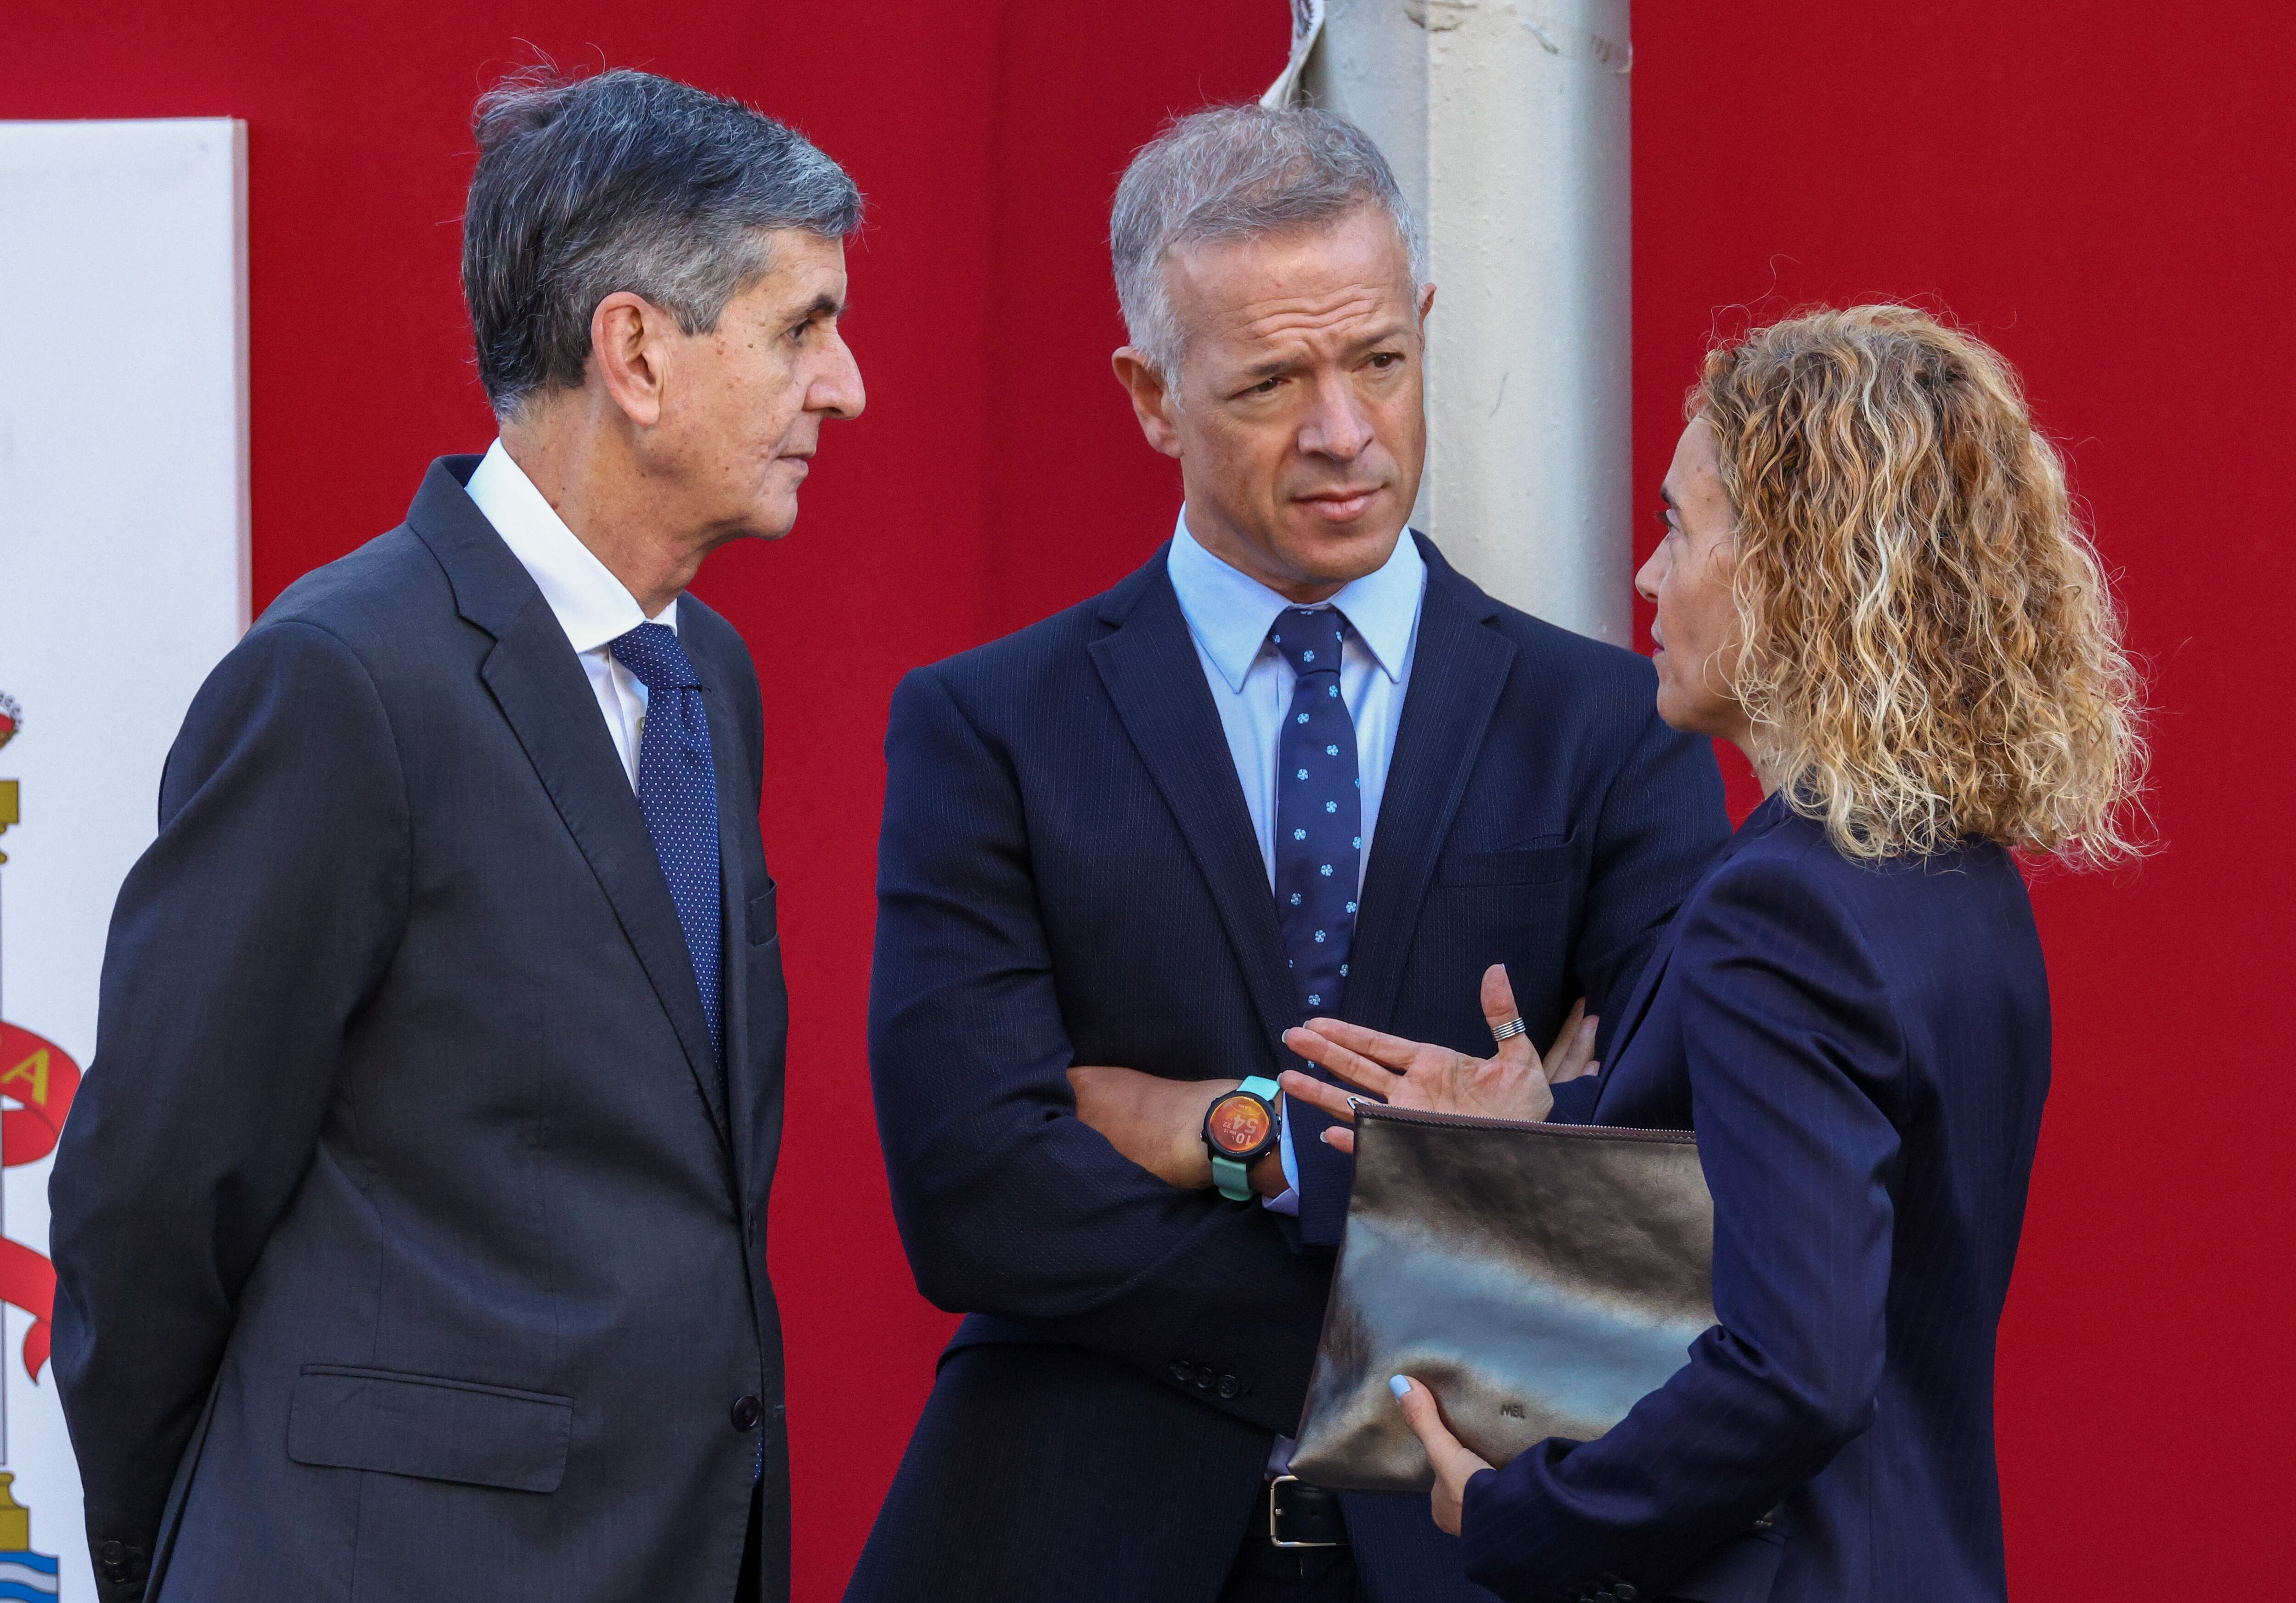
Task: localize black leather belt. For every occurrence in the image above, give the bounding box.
[1265,1475,1348,1549]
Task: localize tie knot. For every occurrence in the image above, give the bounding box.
[608,621,700,692]
[1269,607,1347,677]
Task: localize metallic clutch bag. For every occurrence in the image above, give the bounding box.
[1288,1103,1716,1493]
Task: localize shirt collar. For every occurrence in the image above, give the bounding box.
[462,438,675,654]
[1166,508,1424,694]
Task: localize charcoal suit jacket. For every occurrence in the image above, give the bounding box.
[50,458,791,1603]
[850,535,1729,1603]
[1478,795,2051,1603]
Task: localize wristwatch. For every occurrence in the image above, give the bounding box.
[1203,1076,1283,1202]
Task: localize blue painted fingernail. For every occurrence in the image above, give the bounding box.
[1389,1375,1411,1400]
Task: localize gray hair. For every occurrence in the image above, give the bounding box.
[463,67,863,417]
[1110,105,1425,380]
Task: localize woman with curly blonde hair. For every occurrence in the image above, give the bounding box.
[1283,305,2144,1602]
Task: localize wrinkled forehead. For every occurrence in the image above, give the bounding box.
[735,227,847,303]
[1161,207,1420,354]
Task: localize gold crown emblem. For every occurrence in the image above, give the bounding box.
[0,693,19,861]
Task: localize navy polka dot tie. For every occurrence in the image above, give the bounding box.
[610,622,723,1063]
[1270,608,1360,1019]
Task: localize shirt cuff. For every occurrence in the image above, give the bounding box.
[1261,1102,1301,1216]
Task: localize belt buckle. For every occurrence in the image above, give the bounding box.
[1268,1474,1343,1550]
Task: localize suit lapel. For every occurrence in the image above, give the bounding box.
[697,631,764,1182]
[1584,915,1688,1122]
[1090,561,1302,1060]
[1587,792,1793,1123]
[1085,541,1518,1057]
[407,459,732,1148]
[1346,539,1515,1033]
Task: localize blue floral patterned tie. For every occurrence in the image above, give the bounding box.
[1271,607,1360,1018]
[1271,607,1363,1227]
[609,622,723,1063]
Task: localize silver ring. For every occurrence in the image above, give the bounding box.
[1491,1017,1529,1042]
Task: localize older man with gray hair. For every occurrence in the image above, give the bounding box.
[855,105,1724,1603]
[51,67,862,1603]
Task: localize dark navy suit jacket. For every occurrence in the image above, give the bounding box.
[1478,795,2050,1603]
[51,459,791,1603]
[851,536,1728,1603]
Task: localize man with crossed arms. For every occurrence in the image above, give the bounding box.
[853,107,1726,1603]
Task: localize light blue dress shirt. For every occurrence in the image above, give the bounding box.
[1165,510,1428,1215]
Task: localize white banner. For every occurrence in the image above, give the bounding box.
[0,117,248,1600]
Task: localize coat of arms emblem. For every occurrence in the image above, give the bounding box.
[0,695,66,1594]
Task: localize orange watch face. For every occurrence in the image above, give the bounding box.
[1207,1092,1274,1156]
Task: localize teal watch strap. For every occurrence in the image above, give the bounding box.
[1211,1076,1283,1202]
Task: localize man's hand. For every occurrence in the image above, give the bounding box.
[1279,966,1596,1155]
[1067,1066,1287,1195]
[1388,1375,1494,1536]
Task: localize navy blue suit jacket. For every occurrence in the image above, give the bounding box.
[51,460,790,1603]
[852,537,1728,1603]
[1473,795,2050,1603]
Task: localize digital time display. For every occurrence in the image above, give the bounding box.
[1207,1093,1274,1156]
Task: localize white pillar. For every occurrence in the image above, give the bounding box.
[1300,0,1634,645]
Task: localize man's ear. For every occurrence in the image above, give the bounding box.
[591,291,672,429]
[1111,348,1184,460]
[1417,281,1437,328]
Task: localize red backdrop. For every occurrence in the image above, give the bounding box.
[6,4,2289,1597]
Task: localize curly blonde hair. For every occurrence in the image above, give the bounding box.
[1694,305,2145,865]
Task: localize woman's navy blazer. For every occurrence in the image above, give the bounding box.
[1485,794,2051,1603]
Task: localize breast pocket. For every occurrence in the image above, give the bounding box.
[745,882,779,945]
[1437,834,1577,887]
[743,883,789,1056]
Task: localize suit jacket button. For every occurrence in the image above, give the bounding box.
[97,1541,125,1565]
[732,1394,764,1431]
[1216,1373,1241,1399]
[1194,1367,1215,1390]
[1170,1360,1196,1384]
[1613,1588,1638,1602]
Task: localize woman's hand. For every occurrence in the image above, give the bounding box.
[1278,965,1598,1155]
[1388,1375,1492,1536]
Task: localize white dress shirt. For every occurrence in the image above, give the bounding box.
[463,438,674,790]
[1165,510,1429,1221]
